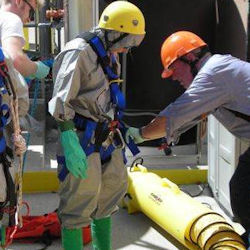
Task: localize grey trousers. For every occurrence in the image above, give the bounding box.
[58,148,128,228]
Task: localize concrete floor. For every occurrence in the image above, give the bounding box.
[7,186,244,250]
[7,193,186,250]
[6,127,244,250]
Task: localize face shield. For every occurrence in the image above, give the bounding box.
[106,30,145,51]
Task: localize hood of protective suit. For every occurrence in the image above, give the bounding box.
[91,27,145,51]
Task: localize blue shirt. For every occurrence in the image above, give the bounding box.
[159,54,250,143]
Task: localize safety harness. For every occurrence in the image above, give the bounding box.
[0,48,17,229]
[0,48,27,249]
[58,32,139,181]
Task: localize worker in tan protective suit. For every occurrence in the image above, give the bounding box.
[48,1,146,249]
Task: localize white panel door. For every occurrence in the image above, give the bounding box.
[217,122,239,215]
[208,116,243,215]
[208,115,219,197]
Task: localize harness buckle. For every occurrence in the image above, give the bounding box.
[109,120,119,132]
[112,128,125,149]
[107,120,125,149]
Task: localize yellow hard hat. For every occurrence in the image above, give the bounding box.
[98,1,145,35]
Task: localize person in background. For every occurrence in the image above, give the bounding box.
[0,1,50,247]
[126,31,250,249]
[48,1,146,249]
[0,0,51,133]
[0,0,49,79]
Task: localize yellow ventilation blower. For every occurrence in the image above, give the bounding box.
[125,162,246,250]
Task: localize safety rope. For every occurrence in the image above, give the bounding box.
[8,81,24,228]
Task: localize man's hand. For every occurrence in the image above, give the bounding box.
[125,127,145,144]
[61,130,88,179]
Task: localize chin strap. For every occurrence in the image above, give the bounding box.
[104,31,128,50]
[180,46,209,77]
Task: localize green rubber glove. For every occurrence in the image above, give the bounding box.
[60,128,87,179]
[125,127,145,144]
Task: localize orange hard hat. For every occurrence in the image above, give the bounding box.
[161,31,207,78]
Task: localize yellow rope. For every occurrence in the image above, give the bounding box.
[8,84,24,227]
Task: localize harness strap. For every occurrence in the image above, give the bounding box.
[110,83,125,120]
[77,32,118,80]
[0,103,10,128]
[0,130,6,154]
[0,49,10,131]
[74,114,109,156]
[77,32,125,112]
[79,120,97,152]
[0,148,16,226]
[57,156,68,182]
